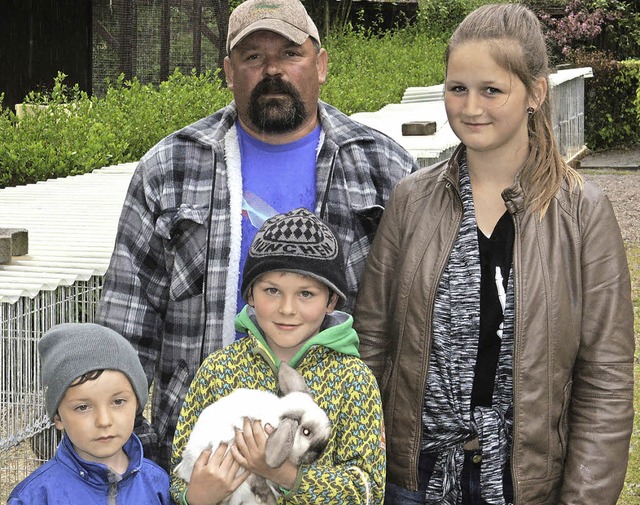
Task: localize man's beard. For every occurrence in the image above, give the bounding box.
[247,77,308,134]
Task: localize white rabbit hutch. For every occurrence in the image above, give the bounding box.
[352,67,593,168]
[0,163,136,501]
[0,67,592,501]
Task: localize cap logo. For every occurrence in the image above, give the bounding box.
[252,2,282,10]
[250,212,338,260]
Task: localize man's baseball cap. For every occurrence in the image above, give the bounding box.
[227,0,321,52]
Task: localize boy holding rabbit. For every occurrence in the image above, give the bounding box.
[170,208,385,505]
[8,323,171,504]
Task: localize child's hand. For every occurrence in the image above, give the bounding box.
[231,417,298,490]
[185,443,249,505]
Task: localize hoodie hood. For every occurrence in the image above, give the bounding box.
[234,304,360,368]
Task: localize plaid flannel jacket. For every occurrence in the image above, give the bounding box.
[97,100,417,468]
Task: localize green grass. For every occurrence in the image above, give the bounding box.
[620,242,640,504]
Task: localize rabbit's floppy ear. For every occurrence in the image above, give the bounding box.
[265,417,299,468]
[278,362,310,395]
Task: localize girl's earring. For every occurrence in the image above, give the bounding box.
[527,106,535,114]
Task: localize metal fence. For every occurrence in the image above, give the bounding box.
[550,68,590,162]
[92,0,228,97]
[0,279,103,500]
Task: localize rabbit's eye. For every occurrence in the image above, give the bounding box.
[302,428,311,437]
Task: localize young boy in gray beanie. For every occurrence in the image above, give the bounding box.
[170,208,385,505]
[8,323,172,504]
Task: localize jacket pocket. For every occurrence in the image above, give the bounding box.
[353,204,385,239]
[380,355,396,434]
[155,205,209,301]
[558,379,572,462]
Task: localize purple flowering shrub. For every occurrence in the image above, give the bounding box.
[539,0,625,60]
[536,0,640,149]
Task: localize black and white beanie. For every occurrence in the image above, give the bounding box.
[241,208,347,307]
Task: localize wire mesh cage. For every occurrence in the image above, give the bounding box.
[0,278,104,501]
[92,0,228,97]
[551,73,586,161]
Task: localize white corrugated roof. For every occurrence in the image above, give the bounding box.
[351,89,459,165]
[0,162,137,304]
[352,68,593,166]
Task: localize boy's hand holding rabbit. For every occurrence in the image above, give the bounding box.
[185,444,249,505]
[231,418,298,490]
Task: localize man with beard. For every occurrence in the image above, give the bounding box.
[97,0,417,471]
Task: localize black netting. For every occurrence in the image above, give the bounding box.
[92,0,228,96]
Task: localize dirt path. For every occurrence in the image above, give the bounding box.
[584,171,640,245]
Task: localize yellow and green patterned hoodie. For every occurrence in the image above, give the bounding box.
[170,305,385,504]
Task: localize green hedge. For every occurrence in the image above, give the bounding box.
[0,26,448,189]
[0,69,232,188]
[573,54,640,150]
[1,5,638,188]
[322,28,447,115]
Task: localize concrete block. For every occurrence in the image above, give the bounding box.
[402,121,437,136]
[0,236,10,264]
[0,228,29,262]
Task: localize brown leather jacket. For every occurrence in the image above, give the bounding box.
[353,147,635,504]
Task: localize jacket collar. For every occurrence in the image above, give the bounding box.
[55,432,144,488]
[174,101,377,149]
[234,304,360,368]
[441,144,527,215]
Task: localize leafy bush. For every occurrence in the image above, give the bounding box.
[0,70,231,188]
[416,0,477,35]
[1,0,638,188]
[416,0,516,36]
[572,52,640,150]
[0,29,447,188]
[322,26,447,115]
[538,0,623,60]
[532,0,640,149]
[536,0,640,63]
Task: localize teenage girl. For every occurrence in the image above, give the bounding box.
[354,4,634,504]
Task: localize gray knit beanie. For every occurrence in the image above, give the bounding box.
[241,207,347,308]
[38,323,148,421]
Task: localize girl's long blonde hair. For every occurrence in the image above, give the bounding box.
[445,3,583,216]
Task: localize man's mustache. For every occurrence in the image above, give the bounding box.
[252,77,298,98]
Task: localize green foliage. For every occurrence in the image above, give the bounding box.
[613,6,640,60]
[96,69,232,161]
[416,0,474,35]
[0,69,231,188]
[1,0,639,188]
[416,0,511,36]
[572,52,640,150]
[618,242,640,505]
[322,26,447,115]
[538,0,626,62]
[626,61,640,123]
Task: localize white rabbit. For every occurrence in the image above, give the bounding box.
[174,362,331,505]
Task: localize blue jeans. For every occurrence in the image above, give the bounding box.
[384,450,514,505]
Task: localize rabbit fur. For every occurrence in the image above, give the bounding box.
[173,362,331,505]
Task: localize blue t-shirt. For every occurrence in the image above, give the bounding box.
[237,122,320,316]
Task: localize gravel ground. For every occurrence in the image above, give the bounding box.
[584,171,640,245]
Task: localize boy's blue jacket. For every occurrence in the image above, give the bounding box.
[8,432,171,504]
